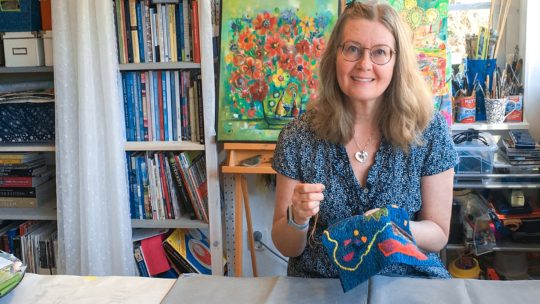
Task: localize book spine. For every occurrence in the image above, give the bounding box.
[129,0,141,63]
[0,176,46,188]
[0,197,38,208]
[191,0,200,63]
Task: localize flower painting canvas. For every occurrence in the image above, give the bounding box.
[217,0,338,142]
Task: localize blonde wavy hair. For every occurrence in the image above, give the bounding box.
[309,1,433,151]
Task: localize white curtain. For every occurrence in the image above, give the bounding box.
[52,0,135,275]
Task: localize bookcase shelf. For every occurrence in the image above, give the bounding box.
[0,67,54,74]
[452,121,529,131]
[0,144,56,152]
[119,62,201,71]
[0,198,57,221]
[131,218,208,229]
[125,141,204,151]
[116,0,223,275]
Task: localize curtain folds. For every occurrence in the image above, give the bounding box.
[52,0,135,275]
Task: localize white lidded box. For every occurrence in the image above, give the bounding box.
[2,31,44,67]
[43,30,53,66]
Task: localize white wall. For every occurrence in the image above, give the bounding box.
[523,0,540,139]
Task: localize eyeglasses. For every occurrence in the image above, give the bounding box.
[339,41,396,65]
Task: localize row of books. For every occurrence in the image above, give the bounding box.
[127,151,208,222]
[122,70,204,143]
[0,220,57,275]
[132,228,216,278]
[0,153,56,209]
[114,0,201,64]
[500,130,540,166]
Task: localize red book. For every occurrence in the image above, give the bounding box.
[0,176,50,188]
[158,154,173,219]
[191,0,201,63]
[140,234,170,276]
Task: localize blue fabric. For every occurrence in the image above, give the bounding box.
[272,111,458,278]
[322,206,447,292]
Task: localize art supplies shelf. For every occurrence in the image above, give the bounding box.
[452,121,529,131]
[114,0,223,275]
[447,240,540,253]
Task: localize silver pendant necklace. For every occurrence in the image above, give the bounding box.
[353,132,374,163]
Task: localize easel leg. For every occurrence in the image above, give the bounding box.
[241,175,258,277]
[234,174,243,277]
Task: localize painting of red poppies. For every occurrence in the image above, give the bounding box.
[217,0,338,142]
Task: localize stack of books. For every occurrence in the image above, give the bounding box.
[500,130,540,166]
[0,153,55,209]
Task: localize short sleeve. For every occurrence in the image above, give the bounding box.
[421,113,458,176]
[272,119,305,180]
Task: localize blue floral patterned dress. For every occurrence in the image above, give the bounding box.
[272,111,458,278]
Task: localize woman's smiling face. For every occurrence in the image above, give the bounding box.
[336,18,396,106]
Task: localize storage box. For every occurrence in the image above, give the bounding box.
[2,31,44,67]
[43,30,52,66]
[0,97,55,143]
[39,0,51,31]
[0,0,42,32]
[454,131,498,174]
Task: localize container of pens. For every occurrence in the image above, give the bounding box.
[464,58,497,122]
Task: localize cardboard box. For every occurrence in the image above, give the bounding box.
[0,0,42,32]
[43,30,52,66]
[2,31,44,67]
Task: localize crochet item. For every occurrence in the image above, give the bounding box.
[321,205,444,292]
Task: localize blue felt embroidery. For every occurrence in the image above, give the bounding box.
[322,206,447,292]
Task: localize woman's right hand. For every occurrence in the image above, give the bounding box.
[290,183,326,224]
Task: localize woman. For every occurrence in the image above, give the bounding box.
[271,1,457,278]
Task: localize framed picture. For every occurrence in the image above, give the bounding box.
[217,0,339,142]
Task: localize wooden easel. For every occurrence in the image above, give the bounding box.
[221,143,276,277]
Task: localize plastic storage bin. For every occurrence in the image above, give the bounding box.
[454,131,498,174]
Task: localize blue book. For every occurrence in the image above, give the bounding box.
[135,154,145,219]
[132,73,141,141]
[162,72,169,141]
[126,153,137,219]
[121,74,131,141]
[125,73,135,141]
[152,71,160,141]
[175,1,185,61]
[135,1,145,63]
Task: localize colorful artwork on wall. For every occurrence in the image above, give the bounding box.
[388,0,450,96]
[217,0,338,142]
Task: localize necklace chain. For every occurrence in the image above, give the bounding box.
[352,131,374,163]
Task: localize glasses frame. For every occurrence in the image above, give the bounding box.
[338,41,397,66]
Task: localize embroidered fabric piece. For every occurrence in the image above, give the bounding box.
[321,205,447,292]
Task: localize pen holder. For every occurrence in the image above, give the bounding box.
[505,95,523,122]
[465,58,497,121]
[485,98,509,124]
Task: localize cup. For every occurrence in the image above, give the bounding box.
[505,95,523,122]
[485,98,510,123]
[456,95,476,123]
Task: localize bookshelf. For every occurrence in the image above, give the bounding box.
[114,0,223,275]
